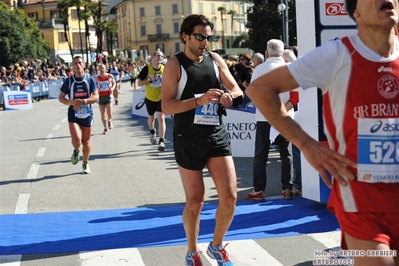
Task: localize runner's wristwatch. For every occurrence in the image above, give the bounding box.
[82,99,86,105]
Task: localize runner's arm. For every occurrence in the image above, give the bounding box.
[246,66,356,188]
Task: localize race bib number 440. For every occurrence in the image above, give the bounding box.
[193,93,220,125]
[358,118,399,183]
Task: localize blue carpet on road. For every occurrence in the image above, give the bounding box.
[0,198,339,255]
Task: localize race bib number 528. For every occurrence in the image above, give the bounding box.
[358,118,399,183]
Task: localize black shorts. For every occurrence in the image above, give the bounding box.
[173,128,232,170]
[98,95,112,105]
[67,108,94,127]
[145,97,162,116]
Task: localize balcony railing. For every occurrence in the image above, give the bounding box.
[36,18,65,29]
[148,33,170,42]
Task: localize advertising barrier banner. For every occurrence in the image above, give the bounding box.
[3,91,33,110]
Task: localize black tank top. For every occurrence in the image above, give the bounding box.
[174,52,224,136]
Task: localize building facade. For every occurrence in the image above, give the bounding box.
[2,0,102,64]
[113,0,249,60]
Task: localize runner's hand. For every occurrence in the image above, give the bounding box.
[300,139,357,188]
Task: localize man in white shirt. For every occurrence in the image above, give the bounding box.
[246,39,295,201]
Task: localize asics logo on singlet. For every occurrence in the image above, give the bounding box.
[378,66,392,72]
[370,120,399,133]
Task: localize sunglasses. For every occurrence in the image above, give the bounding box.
[192,34,213,42]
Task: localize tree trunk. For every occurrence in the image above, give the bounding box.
[63,22,74,59]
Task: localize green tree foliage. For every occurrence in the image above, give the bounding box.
[246,0,296,54]
[0,2,50,66]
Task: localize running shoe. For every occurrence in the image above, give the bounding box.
[71,148,80,165]
[185,250,203,266]
[158,142,165,152]
[82,162,91,174]
[150,131,156,144]
[292,187,302,196]
[108,120,113,129]
[283,188,293,199]
[206,242,234,266]
[103,128,108,135]
[246,190,265,201]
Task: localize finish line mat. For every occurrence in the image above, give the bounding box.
[0,198,339,255]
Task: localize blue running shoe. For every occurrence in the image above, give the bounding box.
[185,250,203,266]
[206,242,234,265]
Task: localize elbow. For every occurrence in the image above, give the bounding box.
[161,104,172,116]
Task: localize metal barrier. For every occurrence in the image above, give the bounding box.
[1,79,65,107]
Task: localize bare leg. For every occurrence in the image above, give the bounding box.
[99,104,106,128]
[147,114,155,131]
[69,122,82,151]
[345,233,398,266]
[80,126,92,162]
[178,165,205,254]
[206,156,237,247]
[106,102,113,121]
[157,112,166,139]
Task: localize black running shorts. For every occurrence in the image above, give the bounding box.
[98,95,112,105]
[145,97,162,116]
[173,128,232,170]
[67,108,94,127]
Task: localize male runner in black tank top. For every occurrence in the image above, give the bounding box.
[161,14,243,266]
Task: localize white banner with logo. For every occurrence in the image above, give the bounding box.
[3,91,33,110]
[224,108,256,157]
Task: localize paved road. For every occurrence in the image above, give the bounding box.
[0,82,343,266]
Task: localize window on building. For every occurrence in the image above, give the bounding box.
[140,45,149,55]
[211,3,215,14]
[199,3,203,14]
[140,7,145,17]
[223,20,227,33]
[175,42,180,53]
[28,12,38,20]
[239,3,244,15]
[173,22,179,33]
[240,21,246,32]
[140,25,146,36]
[50,10,59,19]
[172,4,178,14]
[58,32,66,43]
[71,9,78,20]
[72,32,85,48]
[155,6,161,16]
[156,24,162,35]
[156,44,164,52]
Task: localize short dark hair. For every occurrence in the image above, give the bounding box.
[345,0,357,21]
[179,14,214,44]
[73,56,84,63]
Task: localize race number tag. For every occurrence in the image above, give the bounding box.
[150,75,162,88]
[358,118,399,183]
[193,94,220,125]
[99,81,110,91]
[75,105,92,119]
